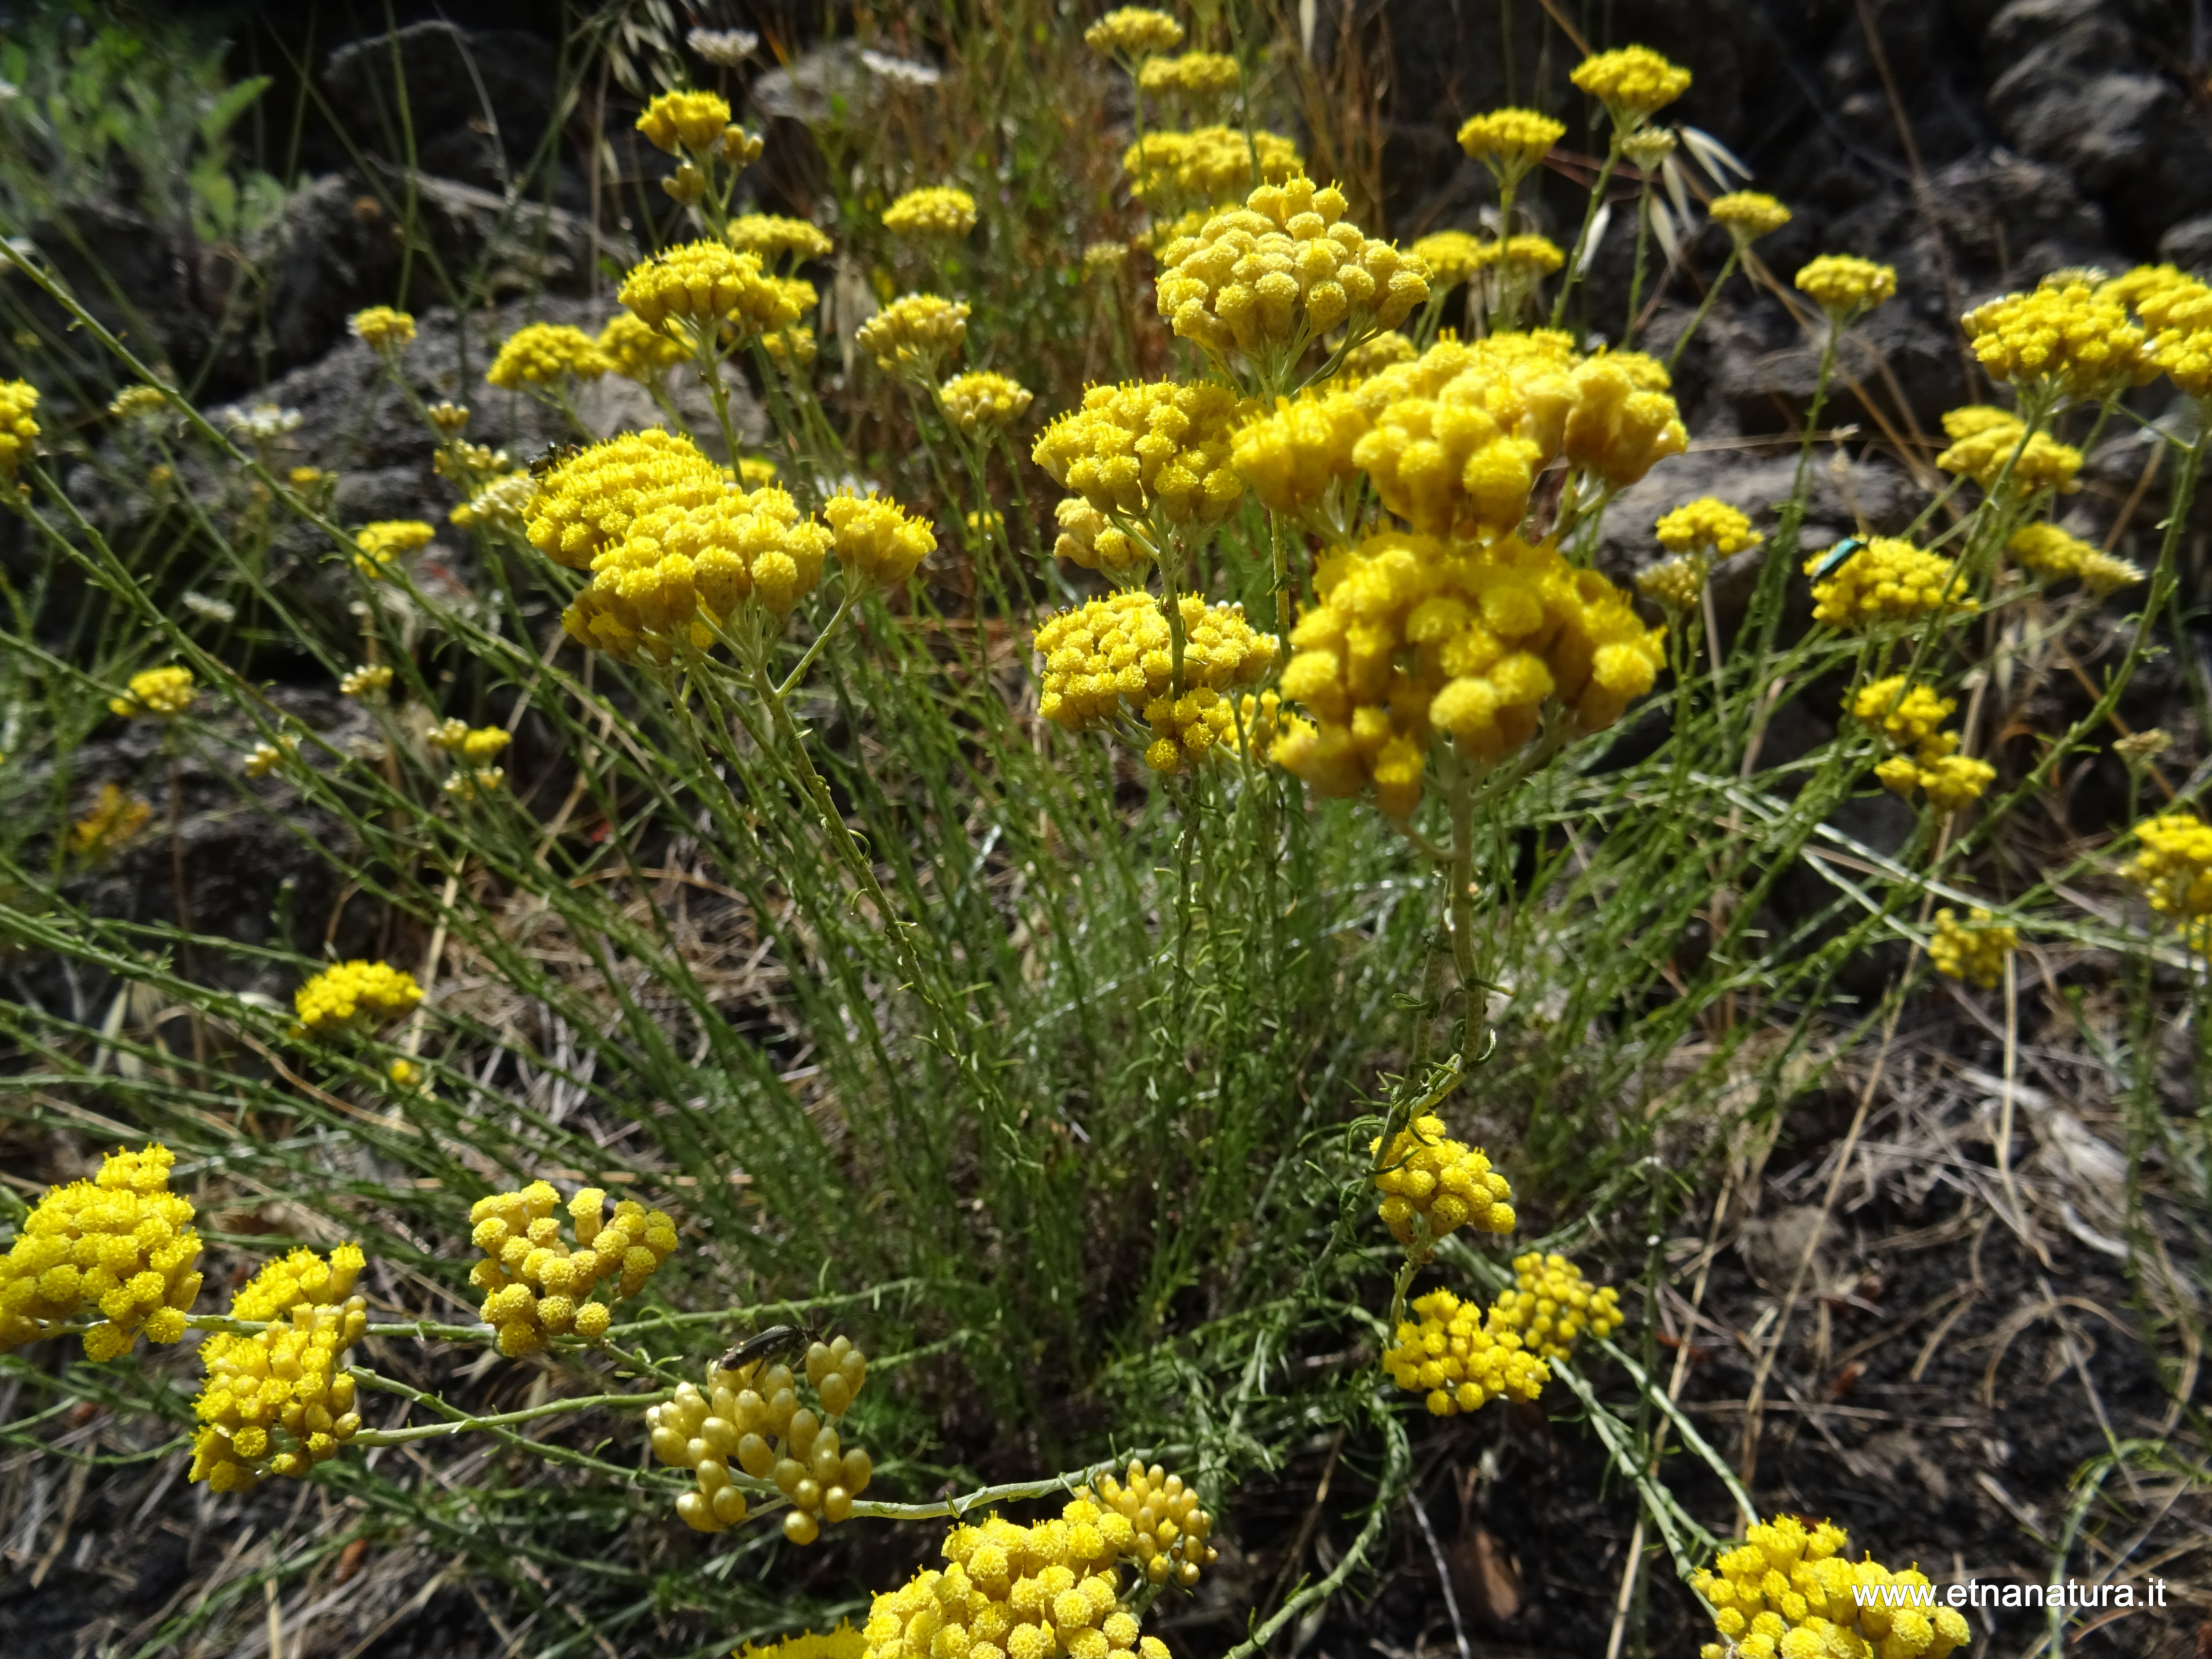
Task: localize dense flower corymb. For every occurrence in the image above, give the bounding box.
[938,370,1034,435]
[636,88,733,154]
[0,378,41,476]
[2126,812,2212,920]
[620,243,805,343]
[0,1143,203,1359]
[1655,496,1760,557]
[1709,191,1791,243]
[1032,378,1246,525]
[486,323,612,389]
[1371,1114,1516,1246]
[110,664,196,719]
[883,186,977,239]
[1795,253,1896,321]
[1805,537,1971,628]
[726,214,835,268]
[353,518,436,576]
[294,960,424,1034]
[470,1180,678,1356]
[1034,591,1279,773]
[1138,51,1240,97]
[1489,1252,1624,1360]
[1382,1286,1548,1414]
[1934,405,2081,496]
[1084,6,1183,59]
[188,1244,368,1490]
[1931,907,2017,988]
[526,428,729,570]
[822,493,934,591]
[1456,107,1566,181]
[1569,45,1691,125]
[349,306,416,351]
[1121,125,1302,211]
[1694,1514,1971,1659]
[853,293,970,379]
[1962,279,2147,406]
[2006,523,2141,595]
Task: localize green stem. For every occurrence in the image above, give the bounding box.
[1666,244,1741,375]
[1551,135,1621,329]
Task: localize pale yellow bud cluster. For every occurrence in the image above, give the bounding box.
[340,663,393,697]
[1087,1461,1218,1588]
[0,378,41,476]
[1656,496,1760,557]
[619,243,808,346]
[188,1244,367,1490]
[449,470,538,538]
[348,306,416,352]
[1337,330,1417,379]
[1032,378,1245,524]
[1273,531,1665,815]
[1051,498,1153,574]
[293,959,424,1035]
[1409,230,1490,290]
[470,1182,675,1356]
[486,323,612,390]
[2006,523,2142,596]
[883,186,978,239]
[939,371,1035,435]
[1805,538,1971,628]
[109,664,195,720]
[1033,591,1279,773]
[1455,108,1566,184]
[1635,554,1707,611]
[2126,812,2212,919]
[1934,406,2081,495]
[1382,1287,1549,1415]
[1155,176,1429,362]
[428,719,512,764]
[1794,254,1897,322]
[1962,279,2148,406]
[1370,1114,1516,1246]
[110,385,168,419]
[0,1144,203,1358]
[597,313,690,383]
[822,493,935,591]
[352,518,435,576]
[1709,192,1792,243]
[2110,265,2212,398]
[1231,389,1369,518]
[1488,1252,1624,1360]
[1930,907,2017,988]
[1497,234,1564,277]
[726,215,835,269]
[764,325,819,374]
[1694,1515,1971,1659]
[646,1338,872,1540]
[1138,51,1240,97]
[854,294,971,380]
[1569,45,1691,125]
[1085,7,1183,59]
[525,428,728,570]
[1121,126,1302,211]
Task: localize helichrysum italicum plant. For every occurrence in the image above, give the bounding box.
[0,1143,203,1358]
[882,186,978,240]
[293,960,425,1036]
[1962,276,2148,409]
[1708,190,1792,244]
[449,469,537,538]
[1930,907,2017,987]
[1489,1252,1625,1359]
[821,495,936,592]
[487,322,614,390]
[188,1244,368,1490]
[353,518,435,576]
[339,662,394,697]
[1852,677,1993,815]
[854,293,972,381]
[1656,495,1761,557]
[726,213,835,269]
[1032,378,1245,527]
[1692,1514,1972,1659]
[1795,253,1898,323]
[1121,127,1303,213]
[348,305,416,352]
[1382,1286,1551,1414]
[1569,44,1692,130]
[619,242,807,350]
[1409,231,1488,293]
[1137,50,1240,98]
[1089,1461,1219,1588]
[469,1181,677,1355]
[1805,537,1971,627]
[2007,522,2142,594]
[243,736,295,777]
[0,376,40,476]
[109,663,195,719]
[2125,812,2212,920]
[428,719,512,765]
[1935,405,2081,496]
[1456,107,1565,191]
[1033,591,1279,773]
[939,371,1035,435]
[1369,1114,1516,1247]
[69,784,151,858]
[1083,6,1183,61]
[1052,498,1153,574]
[524,428,727,570]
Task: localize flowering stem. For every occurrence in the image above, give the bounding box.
[1665,244,1741,375]
[1551,134,1621,329]
[1624,181,1654,347]
[1447,759,1481,1049]
[844,1447,1185,1522]
[347,1378,675,1446]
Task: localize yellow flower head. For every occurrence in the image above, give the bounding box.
[1558,350,1689,487]
[739,457,778,487]
[883,186,978,239]
[652,1338,873,1539]
[2007,522,2142,595]
[1570,45,1692,125]
[736,1626,866,1659]
[1033,378,1246,526]
[1035,591,1279,773]
[0,377,41,476]
[637,88,734,154]
[619,242,805,345]
[0,1144,203,1359]
[597,312,690,382]
[1383,1286,1551,1415]
[1795,253,1897,321]
[822,493,934,591]
[353,519,436,576]
[1848,675,1954,749]
[349,306,416,352]
[526,428,729,571]
[2109,267,2212,398]
[1153,176,1431,366]
[1456,108,1566,184]
[243,736,296,777]
[1693,1515,1972,1659]
[1084,239,1132,276]
[451,470,538,538]
[1411,230,1492,290]
[1934,405,2081,495]
[340,663,394,697]
[2127,812,2212,920]
[1371,1114,1516,1244]
[1339,331,1419,380]
[428,721,512,765]
[1085,7,1184,58]
[70,784,152,859]
[1232,388,1369,518]
[853,293,970,381]
[1139,50,1241,97]
[1051,496,1155,573]
[294,960,424,1035]
[1877,745,1995,815]
[1709,191,1792,242]
[1931,907,2017,988]
[1489,1252,1625,1361]
[938,370,1035,435]
[188,1244,368,1490]
[1121,125,1304,210]
[1805,536,1971,627]
[486,322,613,390]
[1655,497,1761,557]
[109,665,196,720]
[468,1180,677,1356]
[763,325,819,374]
[1498,234,1565,278]
[1962,279,2148,406]
[725,213,835,268]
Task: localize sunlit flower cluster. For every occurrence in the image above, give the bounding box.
[939,371,1035,435]
[1962,278,2147,406]
[1137,51,1240,97]
[1805,537,1971,628]
[1693,1515,1972,1659]
[1121,125,1302,211]
[2115,266,2212,398]
[597,312,690,382]
[1033,591,1280,773]
[1934,405,2081,496]
[1795,254,1896,321]
[1084,6,1183,59]
[2125,812,2212,920]
[1369,1114,1516,1246]
[1382,1286,1550,1415]
[429,719,512,765]
[526,428,728,570]
[353,518,435,576]
[109,664,196,719]
[1709,191,1791,243]
[1930,906,2017,988]
[1848,675,1954,751]
[340,663,394,697]
[487,323,612,390]
[1033,378,1245,525]
[727,215,835,269]
[188,1244,367,1490]
[449,470,538,538]
[348,306,416,352]
[822,493,935,591]
[636,89,739,156]
[854,293,971,380]
[0,1144,203,1359]
[69,784,151,859]
[1052,498,1152,574]
[620,243,808,346]
[469,1181,676,1356]
[1855,675,1992,815]
[1409,231,1489,290]
[1569,45,1691,126]
[1231,389,1370,519]
[1656,496,1761,557]
[1488,1252,1624,1360]
[293,959,424,1035]
[2006,523,2142,595]
[1455,108,1566,184]
[0,377,41,476]
[1496,234,1564,277]
[883,186,978,240]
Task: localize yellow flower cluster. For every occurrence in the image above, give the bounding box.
[2006,523,2142,595]
[1090,1461,1219,1588]
[1795,254,1896,320]
[354,518,435,575]
[470,1181,676,1356]
[738,1626,866,1659]
[1710,192,1792,242]
[1497,234,1565,277]
[822,493,935,591]
[884,186,978,239]
[1121,125,1302,210]
[1051,498,1151,574]
[2118,267,2212,398]
[109,664,196,719]
[727,215,835,268]
[1656,496,1761,556]
[1370,1114,1516,1246]
[1272,532,1666,814]
[1032,378,1245,524]
[619,243,806,345]
[340,663,393,697]
[1635,555,1706,611]
[855,293,971,378]
[1231,389,1369,518]
[1489,1252,1624,1360]
[646,1338,872,1540]
[940,371,1035,435]
[636,88,735,154]
[188,1245,367,1490]
[0,1144,203,1359]
[1154,176,1429,363]
[1806,537,1971,628]
[450,470,538,538]
[1138,51,1240,96]
[1340,331,1417,377]
[293,960,424,1035]
[1694,1515,1971,1659]
[70,784,151,858]
[1569,45,1691,124]
[349,306,416,351]
[1854,676,1992,816]
[1382,1287,1550,1415]
[1930,907,2016,988]
[428,719,511,764]
[740,457,779,486]
[1456,108,1566,182]
[1962,278,2147,406]
[0,377,40,476]
[525,428,728,570]
[765,324,819,373]
[2126,812,2212,919]
[487,323,612,389]
[597,312,690,382]
[1033,591,1280,773]
[562,485,834,658]
[1934,405,2081,495]
[1084,7,1182,58]
[1848,675,1953,750]
[1409,230,1488,289]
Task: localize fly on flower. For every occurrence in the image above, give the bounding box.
[716,1322,816,1373]
[528,441,586,479]
[1810,536,1865,580]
